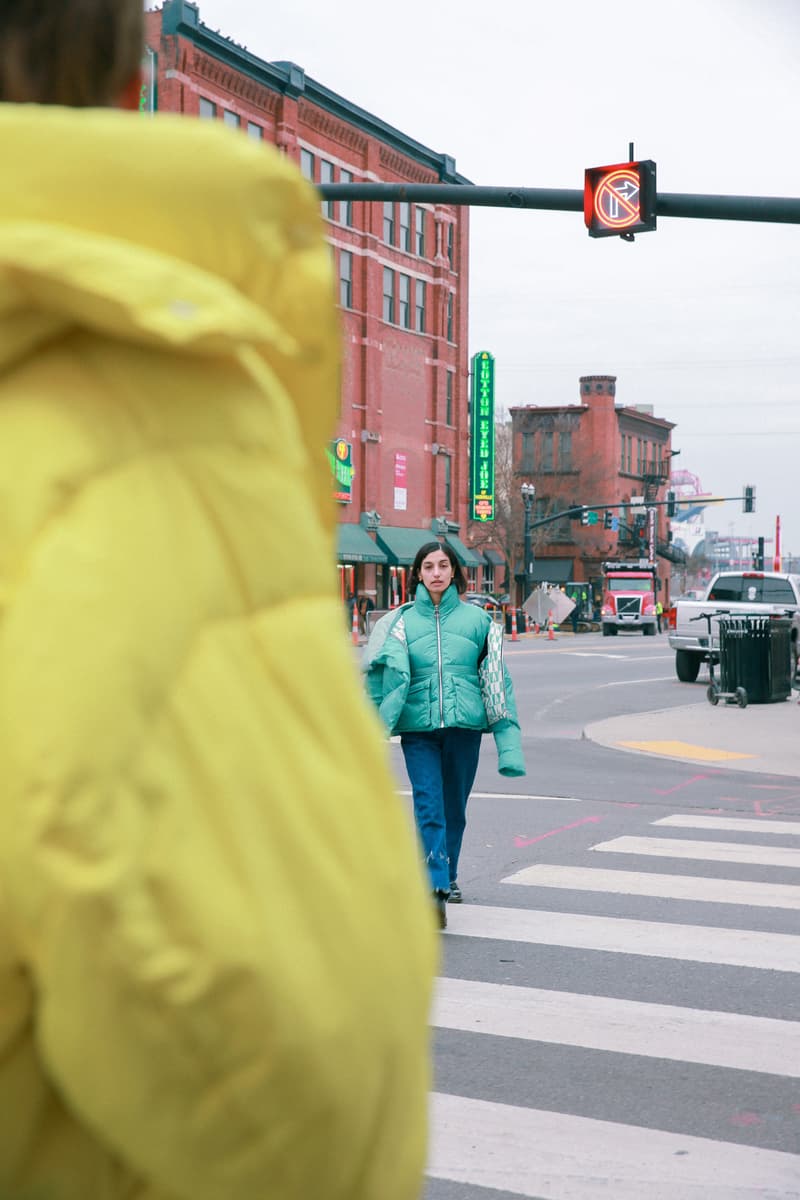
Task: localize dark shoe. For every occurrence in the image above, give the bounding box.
[447,881,462,903]
[433,891,448,929]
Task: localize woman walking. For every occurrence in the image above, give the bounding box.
[366,542,525,927]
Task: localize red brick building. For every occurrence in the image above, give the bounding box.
[145,1,478,609]
[510,375,677,610]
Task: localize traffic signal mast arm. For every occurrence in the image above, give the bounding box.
[319,182,800,226]
[531,493,754,529]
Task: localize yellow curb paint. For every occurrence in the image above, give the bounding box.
[618,740,755,762]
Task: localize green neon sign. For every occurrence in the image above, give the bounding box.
[470,351,495,522]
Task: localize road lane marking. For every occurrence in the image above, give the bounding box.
[567,653,671,661]
[429,1093,800,1199]
[500,863,800,909]
[566,652,629,658]
[619,738,754,761]
[432,976,800,1076]
[396,789,584,803]
[444,904,800,971]
[599,676,675,686]
[654,814,800,836]
[592,835,800,870]
[536,677,672,718]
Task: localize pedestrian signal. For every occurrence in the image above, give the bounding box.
[584,160,657,239]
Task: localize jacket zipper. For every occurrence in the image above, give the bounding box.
[435,605,444,727]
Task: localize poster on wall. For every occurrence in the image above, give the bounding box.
[394,452,408,511]
[328,439,355,503]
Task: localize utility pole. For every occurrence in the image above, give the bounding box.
[521,483,536,603]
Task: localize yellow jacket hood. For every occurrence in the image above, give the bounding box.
[0,104,340,510]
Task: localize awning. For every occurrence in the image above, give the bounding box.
[445,534,484,569]
[530,558,573,584]
[482,548,505,566]
[336,523,387,564]
[375,525,436,566]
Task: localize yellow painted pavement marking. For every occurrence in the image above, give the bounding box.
[617,739,755,762]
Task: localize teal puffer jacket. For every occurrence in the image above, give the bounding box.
[365,584,526,777]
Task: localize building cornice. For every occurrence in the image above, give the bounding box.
[615,406,676,431]
[158,0,471,183]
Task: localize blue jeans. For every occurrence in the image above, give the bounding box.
[400,728,483,893]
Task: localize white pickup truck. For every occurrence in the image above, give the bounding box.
[667,570,800,683]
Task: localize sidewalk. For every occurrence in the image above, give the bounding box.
[585,697,800,778]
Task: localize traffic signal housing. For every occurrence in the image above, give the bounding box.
[584,159,657,239]
[666,490,677,517]
[580,508,590,526]
[743,485,756,513]
[603,509,614,529]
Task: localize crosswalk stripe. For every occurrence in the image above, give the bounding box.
[432,976,800,1076]
[592,835,800,869]
[501,862,800,909]
[429,1093,800,1199]
[445,904,800,971]
[654,814,800,836]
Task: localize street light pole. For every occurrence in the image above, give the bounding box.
[521,483,536,603]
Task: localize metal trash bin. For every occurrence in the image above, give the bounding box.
[718,615,792,704]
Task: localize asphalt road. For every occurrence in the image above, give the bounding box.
[378,629,800,1199]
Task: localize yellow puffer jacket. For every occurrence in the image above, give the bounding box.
[0,105,436,1200]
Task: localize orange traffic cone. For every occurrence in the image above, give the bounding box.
[547,610,555,641]
[510,609,519,642]
[534,622,540,635]
[351,602,360,645]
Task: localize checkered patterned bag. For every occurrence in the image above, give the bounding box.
[478,620,511,725]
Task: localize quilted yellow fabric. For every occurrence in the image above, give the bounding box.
[0,105,436,1200]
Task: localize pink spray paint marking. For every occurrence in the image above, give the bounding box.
[729,1112,764,1127]
[653,774,709,795]
[514,816,603,848]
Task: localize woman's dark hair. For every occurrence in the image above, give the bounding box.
[408,541,467,597]
[0,0,144,106]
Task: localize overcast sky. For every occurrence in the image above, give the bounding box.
[194,0,800,559]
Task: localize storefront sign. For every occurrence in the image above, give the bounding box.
[470,351,495,521]
[328,439,355,503]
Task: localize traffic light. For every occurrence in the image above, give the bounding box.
[584,160,657,239]
[603,510,614,529]
[743,485,756,513]
[666,490,676,517]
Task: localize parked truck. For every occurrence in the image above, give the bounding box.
[600,560,658,637]
[667,570,800,683]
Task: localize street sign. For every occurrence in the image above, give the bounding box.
[584,160,657,238]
